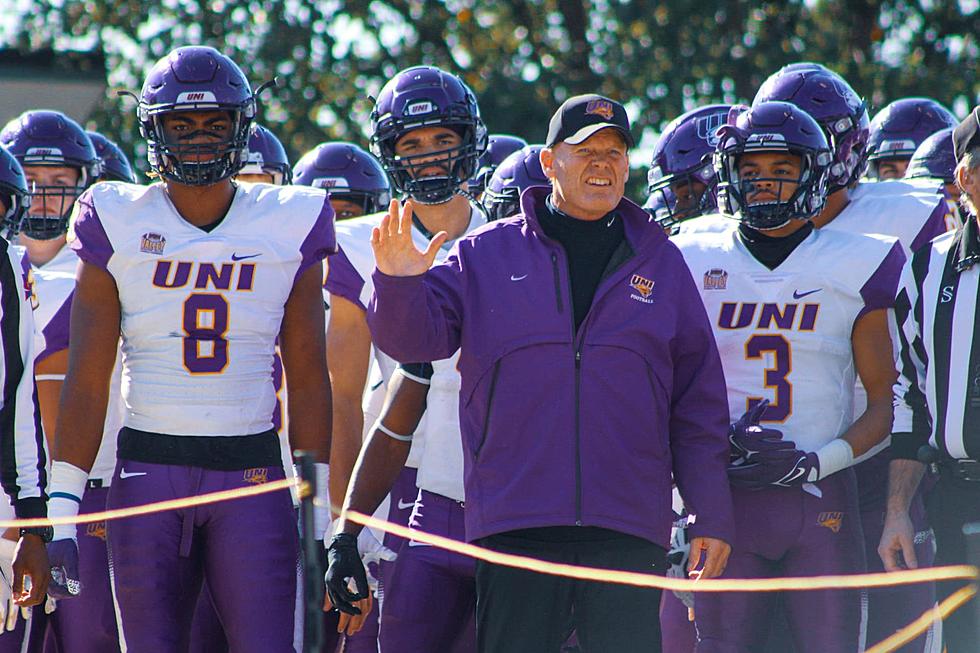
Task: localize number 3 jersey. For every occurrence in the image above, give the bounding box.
[67,181,336,437]
[674,225,905,453]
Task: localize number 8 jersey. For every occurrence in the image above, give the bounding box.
[67,181,335,437]
[674,224,904,453]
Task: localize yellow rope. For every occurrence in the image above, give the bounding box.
[0,478,306,528]
[866,584,976,653]
[346,510,977,593]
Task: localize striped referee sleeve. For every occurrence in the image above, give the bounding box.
[891,245,934,460]
[0,240,47,518]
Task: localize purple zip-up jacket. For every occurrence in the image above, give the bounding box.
[368,186,734,548]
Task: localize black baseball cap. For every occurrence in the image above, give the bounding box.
[546,94,634,148]
[953,106,980,162]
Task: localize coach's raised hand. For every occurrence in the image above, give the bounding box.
[371,199,448,276]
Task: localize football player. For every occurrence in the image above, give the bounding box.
[190,120,319,653]
[482,144,549,221]
[44,46,334,652]
[647,105,730,233]
[756,64,948,652]
[866,98,957,181]
[236,124,292,185]
[674,101,904,652]
[294,140,396,651]
[468,134,527,197]
[0,145,50,652]
[322,66,487,648]
[0,112,125,653]
[86,131,137,184]
[906,127,962,230]
[293,142,391,221]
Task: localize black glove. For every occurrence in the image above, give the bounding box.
[324,532,369,615]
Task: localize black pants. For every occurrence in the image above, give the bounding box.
[475,529,666,653]
[925,472,980,652]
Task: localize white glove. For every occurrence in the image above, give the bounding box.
[666,516,694,610]
[357,528,397,592]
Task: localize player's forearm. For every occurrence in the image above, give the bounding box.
[52,382,109,471]
[286,374,332,464]
[329,401,364,517]
[841,395,893,458]
[337,430,411,535]
[886,459,926,516]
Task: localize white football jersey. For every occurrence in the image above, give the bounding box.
[822,179,948,256]
[821,179,948,419]
[28,243,121,483]
[325,204,485,468]
[68,181,335,437]
[674,227,904,453]
[674,213,737,236]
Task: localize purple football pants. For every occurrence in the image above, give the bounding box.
[106,460,299,653]
[695,472,867,653]
[43,486,121,653]
[0,607,46,653]
[379,490,476,653]
[660,590,696,653]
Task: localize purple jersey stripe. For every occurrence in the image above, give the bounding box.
[857,240,906,321]
[910,199,951,254]
[68,192,114,270]
[37,290,73,363]
[323,244,366,310]
[295,195,337,283]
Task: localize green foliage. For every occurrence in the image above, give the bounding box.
[6,0,978,200]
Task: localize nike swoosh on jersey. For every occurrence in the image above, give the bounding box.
[510,274,528,281]
[231,253,262,261]
[397,499,416,510]
[792,288,822,299]
[119,469,147,479]
[407,540,432,548]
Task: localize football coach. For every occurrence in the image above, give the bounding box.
[360,94,734,652]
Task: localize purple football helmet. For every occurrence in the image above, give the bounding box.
[238,124,291,185]
[137,46,256,186]
[0,146,30,237]
[0,110,100,240]
[647,104,730,232]
[370,66,487,205]
[482,145,549,221]
[86,131,136,183]
[293,142,391,217]
[715,101,833,230]
[905,127,956,184]
[866,98,957,178]
[754,64,869,193]
[470,134,528,196]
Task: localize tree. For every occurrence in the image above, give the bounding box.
[5,0,978,200]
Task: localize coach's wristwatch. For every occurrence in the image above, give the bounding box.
[19,526,53,543]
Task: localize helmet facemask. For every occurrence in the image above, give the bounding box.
[716,138,831,231]
[143,107,254,187]
[647,162,717,233]
[376,124,484,205]
[21,163,92,240]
